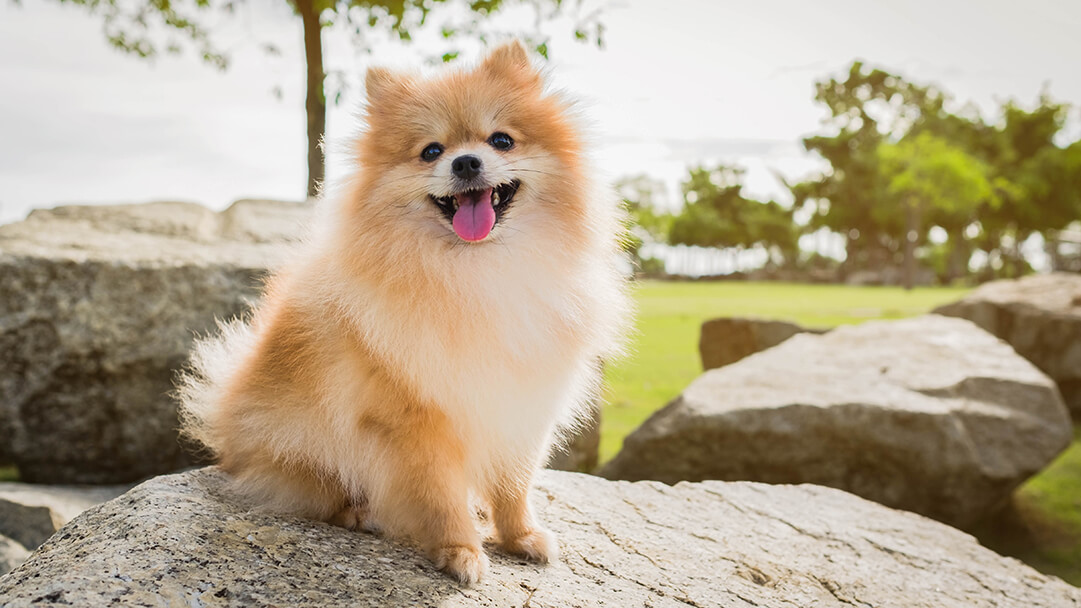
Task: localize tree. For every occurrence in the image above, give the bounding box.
[668,165,798,271]
[51,0,605,197]
[793,61,950,273]
[877,132,995,289]
[616,174,671,274]
[794,60,1080,281]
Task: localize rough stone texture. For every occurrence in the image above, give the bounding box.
[699,317,825,371]
[0,200,312,483]
[0,482,131,550]
[546,405,601,473]
[935,272,1081,416]
[0,535,28,577]
[1,468,1078,607]
[601,315,1072,528]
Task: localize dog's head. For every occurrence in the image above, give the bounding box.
[345,41,589,250]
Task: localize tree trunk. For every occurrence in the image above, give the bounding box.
[297,0,325,199]
[945,227,967,284]
[903,200,919,291]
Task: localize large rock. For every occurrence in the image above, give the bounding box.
[1,468,1078,607]
[935,273,1081,416]
[699,317,825,370]
[0,482,131,550]
[0,535,28,577]
[0,201,312,483]
[601,315,1072,528]
[546,403,601,473]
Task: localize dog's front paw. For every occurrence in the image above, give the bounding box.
[502,527,558,564]
[432,544,489,585]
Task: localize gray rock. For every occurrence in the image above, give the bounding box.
[2,468,1078,607]
[935,273,1081,416]
[0,200,312,483]
[699,317,825,370]
[0,482,131,550]
[545,404,600,473]
[0,535,28,577]
[601,315,1072,528]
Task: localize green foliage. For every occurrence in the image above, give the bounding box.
[54,0,227,68]
[617,174,672,273]
[52,0,604,70]
[878,132,994,214]
[668,166,798,266]
[790,61,1080,279]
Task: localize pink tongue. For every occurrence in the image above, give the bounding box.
[452,188,496,242]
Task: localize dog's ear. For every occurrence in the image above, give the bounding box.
[365,67,407,106]
[480,40,542,90]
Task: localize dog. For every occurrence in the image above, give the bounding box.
[178,40,631,584]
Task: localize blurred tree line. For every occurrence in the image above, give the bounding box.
[625,61,1081,286]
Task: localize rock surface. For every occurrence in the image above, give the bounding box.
[601,315,1072,528]
[935,273,1081,416]
[0,201,312,483]
[1,468,1078,607]
[699,317,824,370]
[0,482,131,550]
[0,535,28,577]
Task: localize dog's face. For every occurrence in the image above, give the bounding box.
[350,41,587,248]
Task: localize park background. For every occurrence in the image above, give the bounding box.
[2,0,1080,590]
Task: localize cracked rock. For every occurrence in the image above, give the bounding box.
[935,272,1081,417]
[601,315,1072,528]
[1,467,1078,607]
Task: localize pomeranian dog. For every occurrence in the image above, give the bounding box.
[178,40,630,585]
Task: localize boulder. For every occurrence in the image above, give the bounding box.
[2,468,1079,607]
[0,200,312,483]
[546,404,601,473]
[0,482,131,550]
[600,315,1072,528]
[0,535,28,578]
[935,273,1081,416]
[699,317,825,370]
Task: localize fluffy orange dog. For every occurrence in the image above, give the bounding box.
[179,41,630,584]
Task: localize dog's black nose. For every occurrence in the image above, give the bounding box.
[451,154,483,180]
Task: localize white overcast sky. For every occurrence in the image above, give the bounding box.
[1,0,1079,224]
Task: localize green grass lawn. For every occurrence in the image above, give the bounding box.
[602,279,1081,586]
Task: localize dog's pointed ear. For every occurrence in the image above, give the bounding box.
[480,40,542,89]
[365,66,406,106]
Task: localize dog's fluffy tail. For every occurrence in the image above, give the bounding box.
[176,318,257,458]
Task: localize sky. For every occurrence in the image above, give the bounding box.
[0,0,1079,226]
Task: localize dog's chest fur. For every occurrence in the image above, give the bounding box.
[345,248,603,481]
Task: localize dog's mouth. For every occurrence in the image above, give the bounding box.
[428,179,521,242]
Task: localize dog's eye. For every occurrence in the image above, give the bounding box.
[488,132,514,151]
[420,143,444,162]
